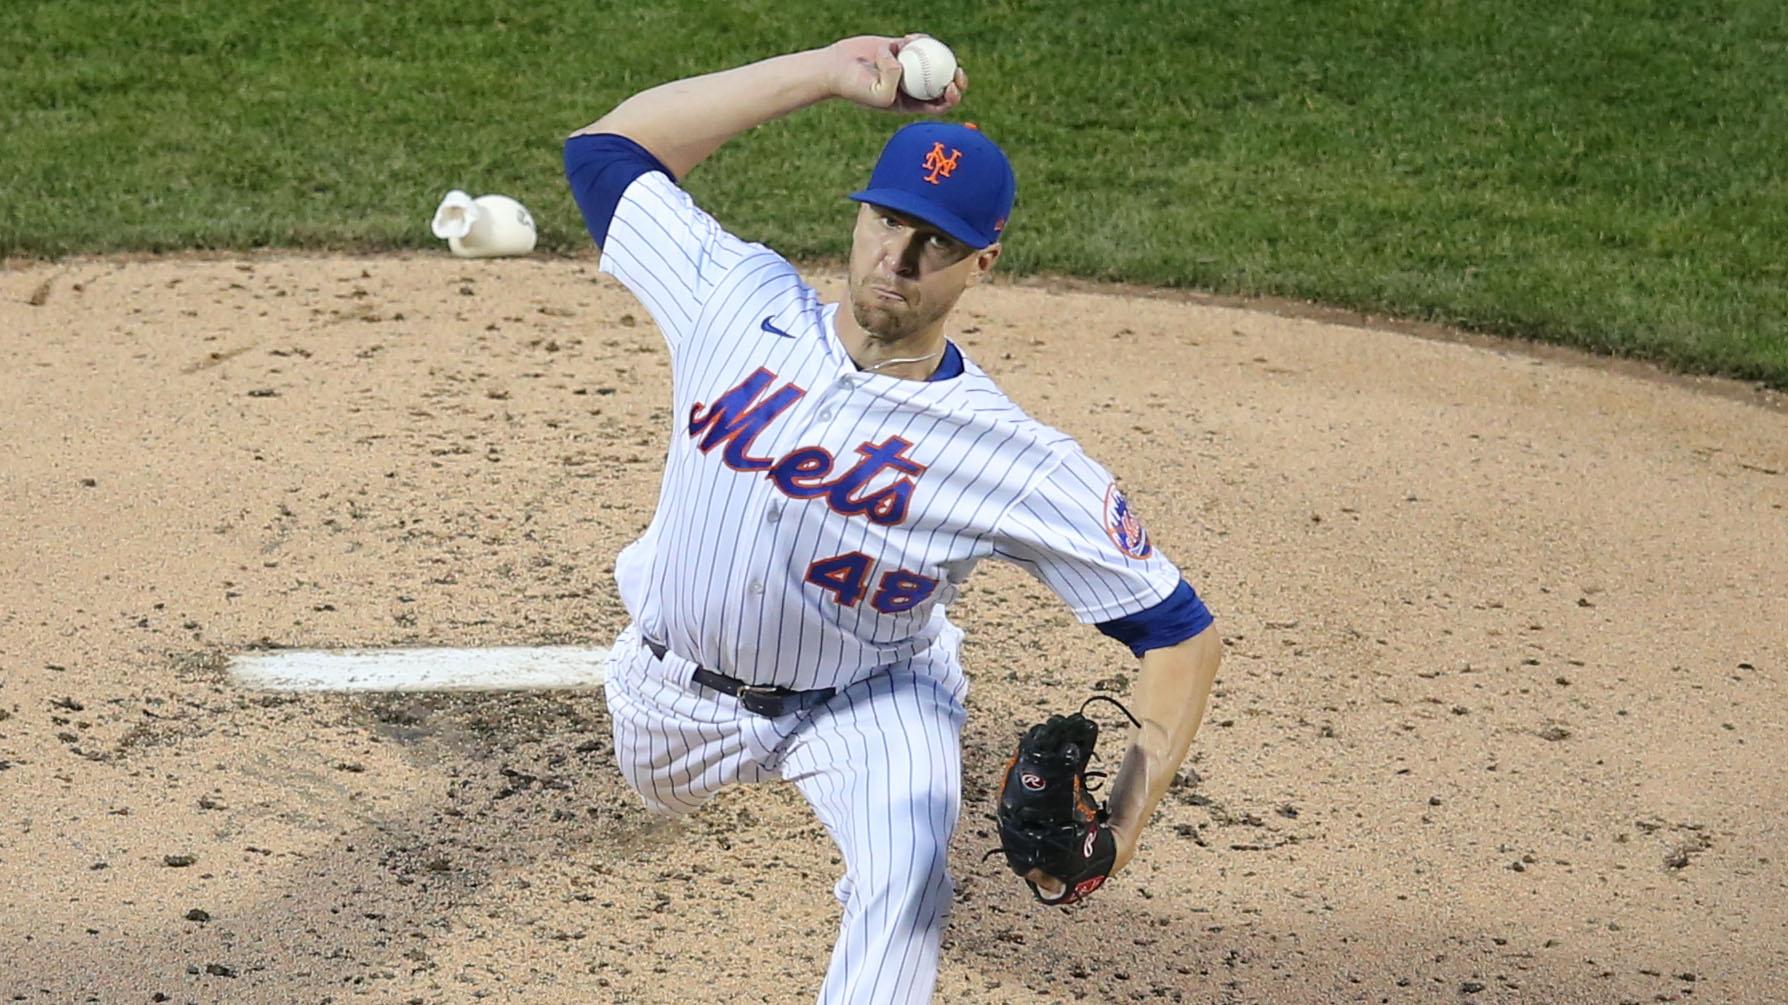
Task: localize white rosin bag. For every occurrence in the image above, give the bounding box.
[430,189,537,258]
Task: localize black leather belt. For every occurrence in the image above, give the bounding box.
[645,639,836,718]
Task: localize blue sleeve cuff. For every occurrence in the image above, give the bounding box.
[563,132,676,249]
[1095,580,1214,656]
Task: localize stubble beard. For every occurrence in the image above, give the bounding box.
[851,301,905,341]
[851,291,926,343]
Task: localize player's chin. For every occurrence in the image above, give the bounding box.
[852,299,917,339]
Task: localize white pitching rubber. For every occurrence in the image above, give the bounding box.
[229,645,610,692]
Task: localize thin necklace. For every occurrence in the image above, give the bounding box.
[859,346,944,376]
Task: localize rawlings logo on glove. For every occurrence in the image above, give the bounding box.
[985,696,1139,906]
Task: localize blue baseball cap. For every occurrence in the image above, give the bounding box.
[848,121,1016,249]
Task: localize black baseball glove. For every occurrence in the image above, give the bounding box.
[986,696,1139,906]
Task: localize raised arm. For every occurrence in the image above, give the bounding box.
[572,35,966,180]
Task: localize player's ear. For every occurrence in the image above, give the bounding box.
[965,242,1001,286]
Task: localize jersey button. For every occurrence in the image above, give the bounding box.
[765,506,781,524]
[748,580,765,595]
[816,408,834,422]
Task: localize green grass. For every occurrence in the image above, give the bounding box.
[4,0,1785,385]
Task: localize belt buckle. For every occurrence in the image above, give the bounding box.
[733,684,788,718]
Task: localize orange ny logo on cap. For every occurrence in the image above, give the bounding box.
[921,142,962,185]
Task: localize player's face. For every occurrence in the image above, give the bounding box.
[847,204,999,341]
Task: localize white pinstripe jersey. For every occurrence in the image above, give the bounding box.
[600,171,1183,691]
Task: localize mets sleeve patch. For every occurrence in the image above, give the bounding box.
[1102,481,1153,560]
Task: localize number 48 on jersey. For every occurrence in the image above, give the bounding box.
[806,553,938,614]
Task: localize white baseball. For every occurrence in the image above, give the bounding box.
[897,37,956,102]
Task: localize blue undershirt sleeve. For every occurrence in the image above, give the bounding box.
[1094,580,1214,657]
[563,132,676,249]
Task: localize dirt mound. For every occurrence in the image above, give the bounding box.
[2,254,1783,1003]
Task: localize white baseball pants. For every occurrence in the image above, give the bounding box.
[602,622,970,1005]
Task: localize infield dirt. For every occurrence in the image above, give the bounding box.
[1,254,1784,1004]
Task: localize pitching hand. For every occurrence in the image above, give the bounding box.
[827,35,966,115]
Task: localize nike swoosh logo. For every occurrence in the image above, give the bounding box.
[760,316,795,339]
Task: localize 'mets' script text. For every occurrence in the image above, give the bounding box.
[688,368,927,526]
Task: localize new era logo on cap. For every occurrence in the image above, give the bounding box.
[849,121,1016,248]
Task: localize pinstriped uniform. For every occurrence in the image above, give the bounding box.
[576,153,1189,1004]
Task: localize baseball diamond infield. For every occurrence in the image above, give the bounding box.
[1,253,1784,1004]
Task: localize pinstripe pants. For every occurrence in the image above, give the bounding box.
[603,622,969,1005]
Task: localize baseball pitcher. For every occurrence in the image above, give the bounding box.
[563,32,1223,1004]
